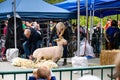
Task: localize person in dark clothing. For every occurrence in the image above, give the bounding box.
[1,21,8,61]
[23,28,42,59]
[92,23,101,57]
[49,25,58,46]
[105,20,120,50]
[75,26,86,41]
[49,22,69,65]
[5,17,24,57]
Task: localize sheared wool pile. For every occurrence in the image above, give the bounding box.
[12,57,58,69]
[12,57,35,68]
[35,60,58,69]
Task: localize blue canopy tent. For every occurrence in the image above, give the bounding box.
[94,0,119,10]
[94,8,120,18]
[54,0,120,18]
[0,0,76,19]
[94,0,120,18]
[54,0,94,14]
[54,0,86,12]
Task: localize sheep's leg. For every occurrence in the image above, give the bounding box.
[35,58,41,64]
[55,60,59,63]
[33,58,37,63]
[56,58,61,63]
[52,57,60,63]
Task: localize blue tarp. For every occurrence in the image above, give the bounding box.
[54,0,93,12]
[54,0,120,18]
[94,0,120,17]
[94,0,119,10]
[0,0,76,19]
[94,8,120,18]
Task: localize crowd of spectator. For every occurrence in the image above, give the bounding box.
[0,17,120,63]
[1,17,120,80]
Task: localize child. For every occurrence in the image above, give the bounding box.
[29,65,56,80]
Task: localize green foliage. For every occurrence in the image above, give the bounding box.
[71,14,119,28]
[44,0,64,4]
[0,0,4,2]
[71,16,99,26]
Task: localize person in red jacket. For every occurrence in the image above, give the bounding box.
[1,21,8,61]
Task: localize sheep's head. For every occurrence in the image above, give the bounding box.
[54,38,67,46]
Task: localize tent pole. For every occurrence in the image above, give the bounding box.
[100,18,103,51]
[92,10,94,29]
[86,0,89,41]
[90,9,92,45]
[47,20,49,47]
[92,9,95,44]
[13,0,17,48]
[77,0,80,56]
[90,4,94,45]
[100,10,103,51]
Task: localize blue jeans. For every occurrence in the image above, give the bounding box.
[95,42,100,54]
[23,41,31,58]
[23,40,40,58]
[36,40,42,48]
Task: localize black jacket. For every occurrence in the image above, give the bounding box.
[49,26,69,43]
[26,28,42,43]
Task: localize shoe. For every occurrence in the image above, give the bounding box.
[95,54,99,58]
[63,58,67,66]
[0,57,3,62]
[63,62,67,66]
[2,56,7,61]
[20,54,26,58]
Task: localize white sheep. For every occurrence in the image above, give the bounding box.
[33,38,67,63]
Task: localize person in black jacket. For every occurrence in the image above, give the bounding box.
[23,26,42,59]
[49,22,69,65]
[5,17,24,58]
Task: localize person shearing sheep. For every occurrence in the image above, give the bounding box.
[49,22,69,65]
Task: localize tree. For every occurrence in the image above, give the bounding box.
[44,0,64,4]
[0,0,4,2]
